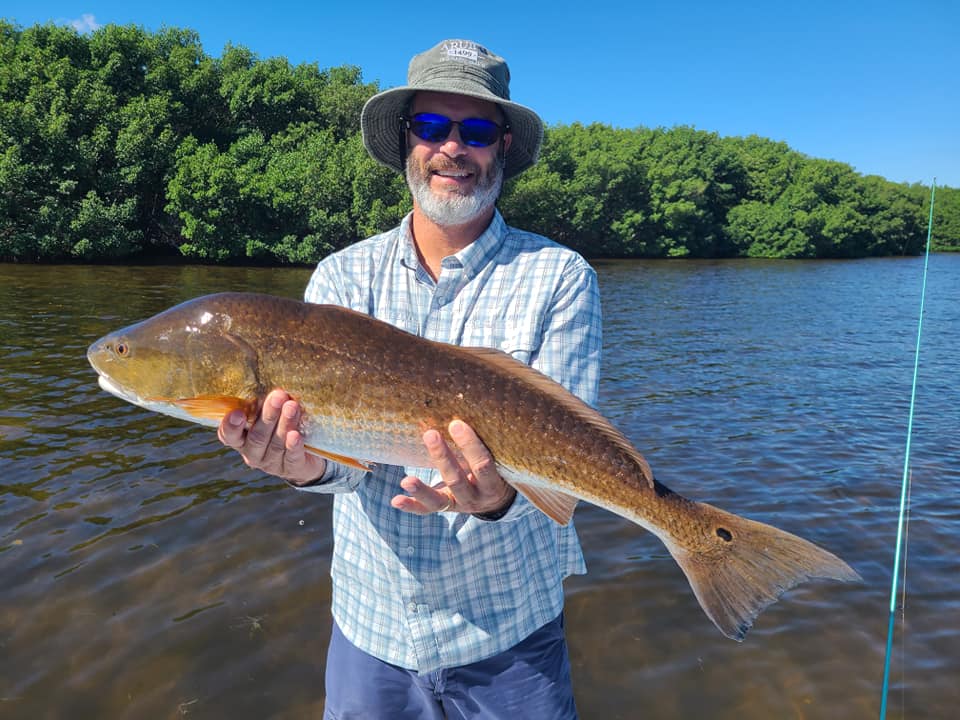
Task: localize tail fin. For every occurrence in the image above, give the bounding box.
[662,500,861,641]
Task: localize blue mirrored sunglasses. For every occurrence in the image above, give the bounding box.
[404,112,508,148]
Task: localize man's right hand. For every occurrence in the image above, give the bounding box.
[217,389,326,486]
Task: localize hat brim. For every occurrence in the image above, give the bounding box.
[361,86,544,180]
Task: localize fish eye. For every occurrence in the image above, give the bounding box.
[115,342,129,357]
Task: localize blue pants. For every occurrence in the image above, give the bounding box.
[323,614,578,719]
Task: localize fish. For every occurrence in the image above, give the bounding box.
[87,291,860,640]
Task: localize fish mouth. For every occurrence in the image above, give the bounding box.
[88,339,143,405]
[96,373,142,405]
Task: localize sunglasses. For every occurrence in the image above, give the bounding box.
[404,112,509,148]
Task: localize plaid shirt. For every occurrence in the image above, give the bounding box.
[298,210,602,672]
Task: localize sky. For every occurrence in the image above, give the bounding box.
[5,1,959,188]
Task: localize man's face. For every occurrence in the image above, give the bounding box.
[406,91,512,227]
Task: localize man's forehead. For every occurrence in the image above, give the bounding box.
[411,91,501,118]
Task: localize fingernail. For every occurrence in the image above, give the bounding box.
[228,411,245,426]
[283,403,298,419]
[449,420,466,438]
[269,394,285,409]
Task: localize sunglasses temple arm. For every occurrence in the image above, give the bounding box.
[398,120,408,177]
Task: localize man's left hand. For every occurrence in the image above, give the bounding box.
[391,419,516,516]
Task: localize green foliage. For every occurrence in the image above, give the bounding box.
[0,19,387,263]
[641,127,747,257]
[0,19,956,263]
[930,186,960,252]
[502,123,651,256]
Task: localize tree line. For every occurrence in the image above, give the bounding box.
[1,21,956,264]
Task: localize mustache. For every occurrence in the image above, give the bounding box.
[427,158,479,174]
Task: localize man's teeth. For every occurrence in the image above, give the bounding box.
[435,170,470,177]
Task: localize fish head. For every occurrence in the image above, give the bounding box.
[87,295,262,427]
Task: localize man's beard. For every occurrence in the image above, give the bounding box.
[406,154,504,227]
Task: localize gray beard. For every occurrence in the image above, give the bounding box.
[406,156,504,227]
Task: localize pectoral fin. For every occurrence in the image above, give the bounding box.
[512,482,579,525]
[303,445,373,472]
[169,395,256,423]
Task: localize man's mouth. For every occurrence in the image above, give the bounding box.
[433,168,473,179]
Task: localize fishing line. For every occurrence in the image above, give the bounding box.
[899,472,912,720]
[878,180,935,719]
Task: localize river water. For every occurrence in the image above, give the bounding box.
[1,256,957,719]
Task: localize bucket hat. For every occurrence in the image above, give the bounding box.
[360,39,543,180]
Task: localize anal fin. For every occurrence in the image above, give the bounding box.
[512,482,579,525]
[304,445,373,472]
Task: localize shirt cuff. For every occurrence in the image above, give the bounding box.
[472,489,537,522]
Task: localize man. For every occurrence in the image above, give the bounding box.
[218,39,601,719]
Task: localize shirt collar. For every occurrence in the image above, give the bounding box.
[396,210,507,281]
[456,210,506,280]
[398,213,420,271]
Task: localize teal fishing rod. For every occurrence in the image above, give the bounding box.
[878,180,936,719]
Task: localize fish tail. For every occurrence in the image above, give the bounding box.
[660,499,861,641]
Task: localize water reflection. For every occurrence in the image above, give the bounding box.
[1,258,958,718]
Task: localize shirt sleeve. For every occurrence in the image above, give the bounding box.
[530,256,602,407]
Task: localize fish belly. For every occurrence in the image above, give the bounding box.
[301,413,433,469]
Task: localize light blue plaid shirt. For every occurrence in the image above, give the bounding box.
[298,210,602,672]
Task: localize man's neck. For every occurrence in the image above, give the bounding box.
[410,206,495,280]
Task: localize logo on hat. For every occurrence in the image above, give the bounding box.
[442,40,482,64]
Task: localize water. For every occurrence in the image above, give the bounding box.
[1,257,957,719]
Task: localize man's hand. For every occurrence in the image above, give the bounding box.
[391,419,516,517]
[217,389,326,486]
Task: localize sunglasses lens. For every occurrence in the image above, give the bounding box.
[460,118,500,147]
[408,113,501,147]
[410,113,452,143]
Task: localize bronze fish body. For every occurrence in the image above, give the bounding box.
[87,292,860,640]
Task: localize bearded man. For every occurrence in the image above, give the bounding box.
[218,39,601,720]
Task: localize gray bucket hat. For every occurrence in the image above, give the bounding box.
[360,39,544,180]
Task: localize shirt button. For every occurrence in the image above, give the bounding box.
[407,602,418,614]
[405,546,415,555]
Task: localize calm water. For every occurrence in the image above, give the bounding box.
[1,257,957,719]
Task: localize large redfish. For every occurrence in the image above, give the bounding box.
[87,292,860,639]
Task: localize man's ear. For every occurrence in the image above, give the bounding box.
[500,131,512,167]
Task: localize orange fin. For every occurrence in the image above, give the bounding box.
[303,445,373,472]
[512,482,579,525]
[170,395,255,423]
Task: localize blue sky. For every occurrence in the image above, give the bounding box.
[6,1,959,187]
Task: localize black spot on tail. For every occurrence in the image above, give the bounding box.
[716,527,733,542]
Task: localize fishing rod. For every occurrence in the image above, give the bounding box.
[878,179,936,719]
